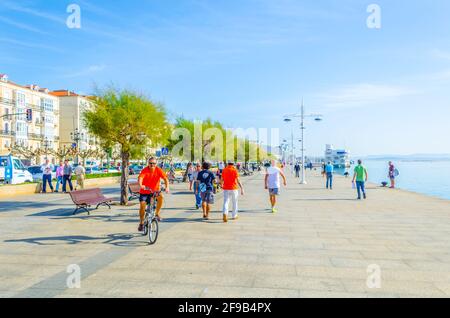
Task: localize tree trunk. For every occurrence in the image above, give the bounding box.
[120,150,130,205]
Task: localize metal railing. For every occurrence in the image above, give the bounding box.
[0,97,15,106]
[0,130,14,136]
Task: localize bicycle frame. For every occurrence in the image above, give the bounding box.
[142,189,161,245]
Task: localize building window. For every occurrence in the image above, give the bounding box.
[41,98,54,112]
[17,92,26,107]
[4,123,9,132]
[16,122,27,137]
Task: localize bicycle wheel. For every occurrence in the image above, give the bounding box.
[148,218,159,245]
[143,218,149,236]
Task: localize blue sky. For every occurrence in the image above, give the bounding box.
[1,0,450,156]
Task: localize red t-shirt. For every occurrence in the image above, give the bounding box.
[139,166,166,194]
[222,166,239,190]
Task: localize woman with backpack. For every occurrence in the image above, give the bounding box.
[388,161,399,189]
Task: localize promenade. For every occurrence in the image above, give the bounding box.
[1,170,450,298]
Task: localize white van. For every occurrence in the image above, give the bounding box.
[0,155,34,185]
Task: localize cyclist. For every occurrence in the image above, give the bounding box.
[138,157,170,231]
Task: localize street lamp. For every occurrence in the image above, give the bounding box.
[42,137,50,160]
[283,99,323,184]
[70,128,84,165]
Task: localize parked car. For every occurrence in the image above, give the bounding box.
[102,166,120,173]
[86,166,104,175]
[27,165,57,182]
[129,165,144,175]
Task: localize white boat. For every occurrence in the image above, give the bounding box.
[325,145,351,168]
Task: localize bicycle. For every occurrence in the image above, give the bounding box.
[142,187,160,245]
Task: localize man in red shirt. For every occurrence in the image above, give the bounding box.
[220,161,244,223]
[138,157,169,231]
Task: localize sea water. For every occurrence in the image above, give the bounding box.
[337,160,450,200]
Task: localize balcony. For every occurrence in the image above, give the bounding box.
[0,130,14,137]
[0,97,15,106]
[28,133,45,141]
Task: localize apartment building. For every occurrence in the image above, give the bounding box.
[50,90,98,153]
[0,74,60,163]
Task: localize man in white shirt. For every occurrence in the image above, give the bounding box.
[41,159,54,193]
[74,164,86,190]
[264,160,287,213]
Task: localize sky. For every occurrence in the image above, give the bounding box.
[1,0,450,157]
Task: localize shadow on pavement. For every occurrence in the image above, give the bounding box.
[28,208,75,217]
[162,217,204,224]
[294,198,357,201]
[0,201,72,212]
[50,214,138,223]
[4,233,145,247]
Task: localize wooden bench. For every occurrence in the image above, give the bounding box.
[69,188,112,215]
[128,182,141,201]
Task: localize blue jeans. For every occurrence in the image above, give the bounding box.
[356,181,366,199]
[55,176,63,192]
[42,174,53,193]
[193,183,202,206]
[326,173,333,189]
[63,175,73,192]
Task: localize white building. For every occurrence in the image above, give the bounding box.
[0,73,60,163]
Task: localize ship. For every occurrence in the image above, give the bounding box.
[325,144,351,168]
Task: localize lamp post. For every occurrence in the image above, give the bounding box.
[284,99,323,184]
[70,128,84,165]
[42,137,50,160]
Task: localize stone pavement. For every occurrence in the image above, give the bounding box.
[1,170,450,298]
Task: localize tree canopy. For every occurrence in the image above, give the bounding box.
[84,87,170,204]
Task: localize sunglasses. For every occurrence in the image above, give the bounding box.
[149,162,157,165]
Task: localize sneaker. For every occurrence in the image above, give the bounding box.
[232,216,239,220]
[223,214,228,223]
[272,208,277,213]
[138,224,144,232]
[363,193,367,199]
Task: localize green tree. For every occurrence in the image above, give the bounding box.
[84,88,170,205]
[168,117,271,164]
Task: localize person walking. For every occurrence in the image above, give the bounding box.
[294,162,301,178]
[187,163,194,191]
[321,162,326,177]
[74,163,86,190]
[196,162,216,220]
[325,161,334,190]
[55,161,64,193]
[221,161,244,222]
[218,161,225,174]
[265,160,287,213]
[352,160,368,200]
[192,163,202,209]
[40,159,54,193]
[62,159,74,193]
[388,161,397,189]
